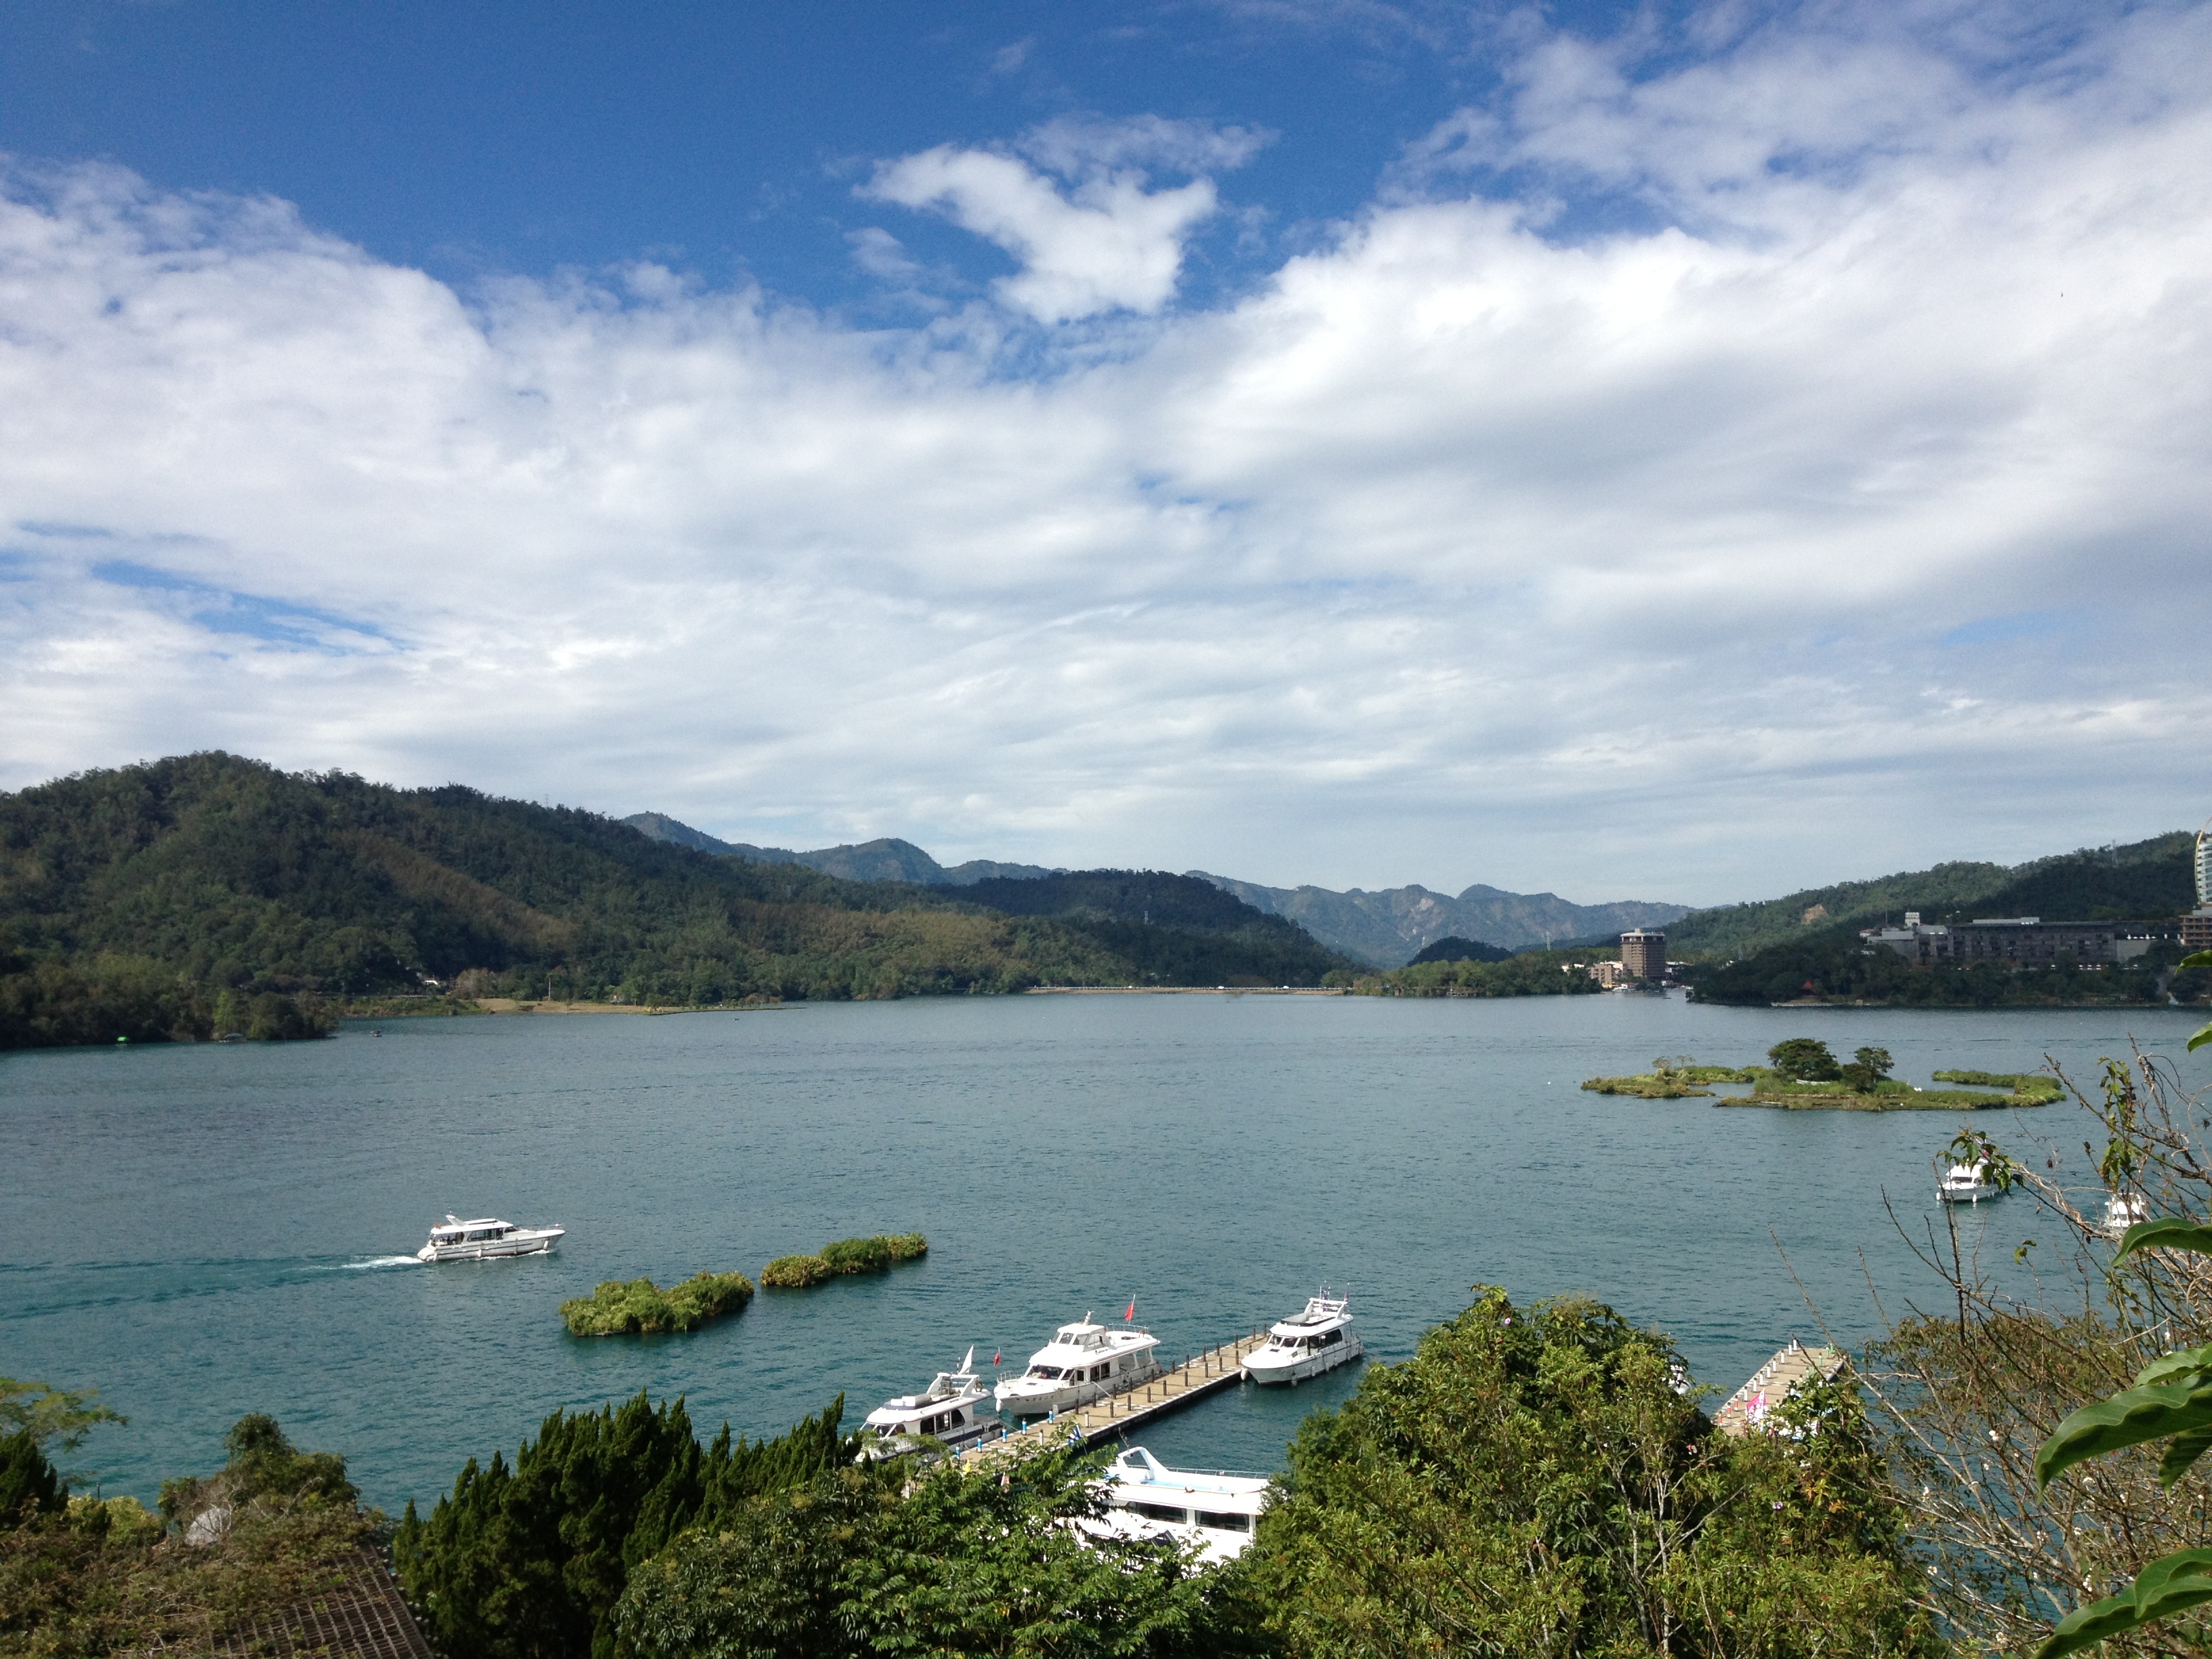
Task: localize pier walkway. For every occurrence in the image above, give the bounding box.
[1714,1338,1845,1435]
[957,1332,1271,1469]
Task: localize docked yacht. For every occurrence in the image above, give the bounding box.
[415,1214,565,1262]
[860,1349,1003,1458]
[1080,1447,1270,1564]
[1938,1163,1999,1204]
[1244,1292,1362,1385]
[995,1314,1162,1422]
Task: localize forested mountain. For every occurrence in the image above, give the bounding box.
[1187,872,1689,964]
[0,755,1343,1050]
[1668,834,2194,962]
[621,813,1059,885]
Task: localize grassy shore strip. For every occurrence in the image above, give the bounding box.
[1719,1090,2031,1112]
[764,1233,926,1289]
[560,1271,754,1336]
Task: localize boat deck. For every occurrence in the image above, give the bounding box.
[956,1332,1271,1469]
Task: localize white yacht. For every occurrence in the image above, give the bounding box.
[1079,1447,1271,1564]
[415,1214,566,1262]
[2102,1192,2150,1238]
[1938,1163,1999,1204]
[1244,1292,1362,1385]
[860,1349,1004,1458]
[995,1314,1162,1422]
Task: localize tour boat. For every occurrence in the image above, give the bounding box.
[1244,1292,1363,1386]
[415,1214,566,1262]
[1937,1163,1999,1204]
[859,1349,1004,1458]
[994,1314,1162,1421]
[1078,1447,1271,1564]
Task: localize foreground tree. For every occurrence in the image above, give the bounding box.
[1241,1287,1937,1658]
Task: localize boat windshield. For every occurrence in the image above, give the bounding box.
[1028,1366,1063,1380]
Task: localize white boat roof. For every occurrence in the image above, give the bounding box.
[431,1216,514,1231]
[1031,1319,1155,1358]
[1108,1448,1271,1501]
[1269,1294,1351,1335]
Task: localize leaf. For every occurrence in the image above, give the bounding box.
[2114,1216,2212,1265]
[2160,1426,2212,1488]
[2036,1379,2212,1488]
[2135,1343,2212,1389]
[2036,1548,2212,1658]
[2182,951,2212,968]
[2191,1020,2211,1054]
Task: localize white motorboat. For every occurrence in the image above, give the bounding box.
[995,1313,1162,1422]
[860,1349,1004,1458]
[1079,1446,1271,1564]
[1938,1163,1999,1204]
[415,1214,565,1262]
[1244,1292,1362,1386]
[2102,1192,2150,1238]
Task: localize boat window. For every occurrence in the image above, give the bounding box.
[1319,1328,1341,1347]
[1196,1512,1252,1532]
[1126,1502,1190,1525]
[1030,1366,1062,1380]
[948,1409,964,1426]
[1090,1364,1108,1382]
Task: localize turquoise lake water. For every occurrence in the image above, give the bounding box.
[3,991,2204,1512]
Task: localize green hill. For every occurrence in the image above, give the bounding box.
[1686,837,2203,1008]
[1668,834,2192,962]
[0,754,1345,1050]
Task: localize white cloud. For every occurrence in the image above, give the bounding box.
[860,116,1265,322]
[3,5,2211,903]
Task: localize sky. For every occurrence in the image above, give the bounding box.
[1,0,2208,905]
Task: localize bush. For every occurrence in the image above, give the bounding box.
[394,1392,853,1659]
[766,1234,926,1288]
[1242,1287,1938,1658]
[762,1254,831,1289]
[560,1272,754,1336]
[0,1430,62,1524]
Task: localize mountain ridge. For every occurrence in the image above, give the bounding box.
[621,813,1060,886]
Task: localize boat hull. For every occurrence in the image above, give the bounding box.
[416,1228,565,1263]
[1244,1333,1364,1386]
[996,1364,1161,1422]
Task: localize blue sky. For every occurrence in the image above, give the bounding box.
[2,1,2209,902]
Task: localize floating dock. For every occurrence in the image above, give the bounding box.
[1714,1338,1845,1435]
[957,1332,1273,1469]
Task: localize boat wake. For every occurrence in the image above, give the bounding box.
[320,1254,425,1272]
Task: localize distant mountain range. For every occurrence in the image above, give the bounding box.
[626,813,1687,967]
[622,814,1061,886]
[1187,874,1690,966]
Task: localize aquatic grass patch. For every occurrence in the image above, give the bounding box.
[560,1271,754,1336]
[764,1234,927,1290]
[1584,1048,2061,1111]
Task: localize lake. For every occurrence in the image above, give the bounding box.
[2,991,2200,1511]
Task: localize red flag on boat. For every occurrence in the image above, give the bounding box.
[1124,1296,1136,1322]
[993,1351,1001,1366]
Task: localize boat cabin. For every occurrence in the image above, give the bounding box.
[430,1218,516,1244]
[1025,1323,1153,1384]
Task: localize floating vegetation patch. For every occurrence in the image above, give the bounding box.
[763,1233,926,1289]
[560,1271,754,1336]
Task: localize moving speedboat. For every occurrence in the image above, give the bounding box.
[994,1314,1162,1422]
[1937,1163,1999,1204]
[860,1349,1003,1458]
[1244,1292,1362,1385]
[415,1214,566,1262]
[1079,1447,1270,1563]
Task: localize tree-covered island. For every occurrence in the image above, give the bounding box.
[1583,1040,2066,1109]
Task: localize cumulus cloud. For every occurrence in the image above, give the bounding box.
[861,116,1266,322]
[3,4,2210,900]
